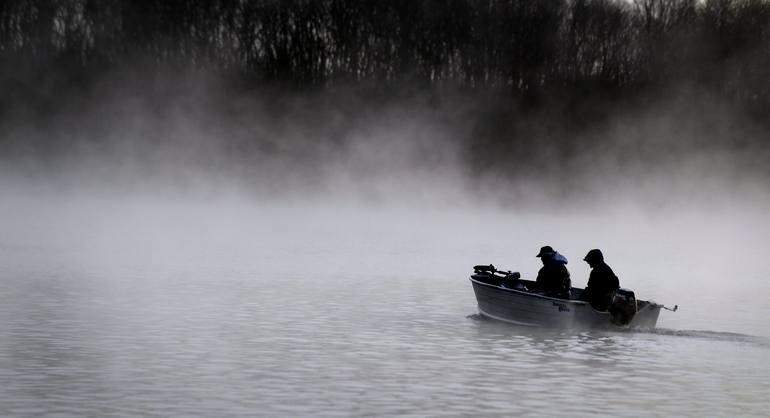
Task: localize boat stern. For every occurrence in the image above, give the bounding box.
[628,301,662,329]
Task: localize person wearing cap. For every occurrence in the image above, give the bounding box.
[580,249,620,311]
[535,245,571,299]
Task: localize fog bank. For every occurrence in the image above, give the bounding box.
[2,73,769,211]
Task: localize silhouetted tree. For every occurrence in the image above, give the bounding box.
[0,0,768,105]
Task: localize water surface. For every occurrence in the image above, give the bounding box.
[1,199,768,417]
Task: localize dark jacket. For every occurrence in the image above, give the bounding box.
[581,262,620,310]
[536,261,571,299]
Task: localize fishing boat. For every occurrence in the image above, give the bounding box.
[469,264,676,329]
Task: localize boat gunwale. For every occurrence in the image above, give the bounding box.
[469,277,591,305]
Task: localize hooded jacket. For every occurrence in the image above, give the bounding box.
[581,261,620,310]
[536,252,571,298]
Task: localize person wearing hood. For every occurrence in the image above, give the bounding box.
[580,249,620,311]
[535,245,571,299]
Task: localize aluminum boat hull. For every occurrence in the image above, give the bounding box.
[470,277,661,329]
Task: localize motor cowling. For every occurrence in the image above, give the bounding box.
[609,288,637,325]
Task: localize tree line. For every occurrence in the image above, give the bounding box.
[1,0,769,104]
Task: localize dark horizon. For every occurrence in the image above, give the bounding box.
[2,0,769,100]
[1,0,769,206]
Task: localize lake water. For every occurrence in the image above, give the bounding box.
[1,196,769,417]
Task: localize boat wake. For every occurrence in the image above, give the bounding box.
[468,313,770,348]
[642,327,770,346]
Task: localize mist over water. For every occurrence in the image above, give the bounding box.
[2,73,770,417]
[2,184,770,416]
[2,177,769,333]
[3,0,770,414]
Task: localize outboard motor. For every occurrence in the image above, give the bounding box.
[473,264,496,274]
[471,264,499,285]
[471,265,523,289]
[609,288,638,325]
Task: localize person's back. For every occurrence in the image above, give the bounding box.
[535,246,571,299]
[581,249,620,310]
